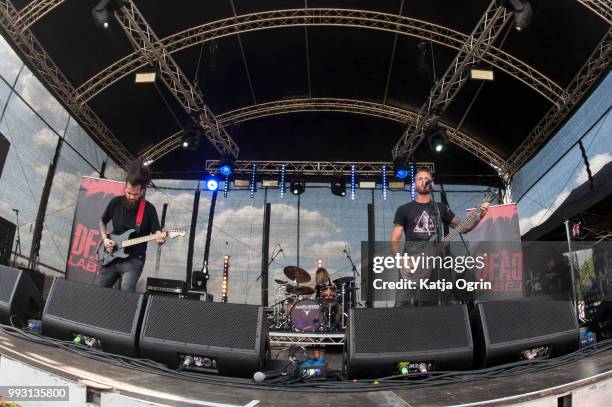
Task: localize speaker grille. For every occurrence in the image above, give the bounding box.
[483,301,576,344]
[0,265,19,304]
[353,306,470,354]
[44,279,140,334]
[143,296,260,351]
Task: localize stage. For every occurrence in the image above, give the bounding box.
[1,329,611,407]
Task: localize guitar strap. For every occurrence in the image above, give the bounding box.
[135,197,146,233]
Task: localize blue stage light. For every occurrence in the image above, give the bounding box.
[393,157,408,179]
[205,176,219,191]
[382,165,388,201]
[219,157,234,177]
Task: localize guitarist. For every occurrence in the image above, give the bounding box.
[390,169,489,306]
[94,161,166,291]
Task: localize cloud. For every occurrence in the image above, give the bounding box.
[519,153,611,234]
[32,128,58,147]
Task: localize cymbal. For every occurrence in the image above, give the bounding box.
[286,284,315,296]
[334,276,355,285]
[284,266,311,283]
[274,279,288,285]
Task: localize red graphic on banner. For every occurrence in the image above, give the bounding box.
[469,204,524,299]
[65,177,124,283]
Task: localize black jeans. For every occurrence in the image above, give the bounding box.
[94,257,144,292]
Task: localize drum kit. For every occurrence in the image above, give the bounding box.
[269,266,357,332]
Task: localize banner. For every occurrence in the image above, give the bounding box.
[468,203,524,300]
[65,177,124,283]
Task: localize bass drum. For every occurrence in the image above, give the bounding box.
[290,299,321,332]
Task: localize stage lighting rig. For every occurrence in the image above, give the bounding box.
[393,157,409,179]
[331,176,346,197]
[92,0,122,29]
[181,128,201,150]
[219,157,235,177]
[504,0,533,31]
[205,175,219,192]
[290,176,305,196]
[427,127,449,153]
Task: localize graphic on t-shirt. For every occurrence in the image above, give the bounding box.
[413,210,435,235]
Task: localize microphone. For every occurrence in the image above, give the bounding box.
[423,179,433,190]
[279,245,285,257]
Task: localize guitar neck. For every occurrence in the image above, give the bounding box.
[441,210,480,244]
[121,234,158,248]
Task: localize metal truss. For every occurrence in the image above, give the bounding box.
[392,2,512,161]
[114,1,239,158]
[269,332,345,347]
[14,0,64,31]
[75,8,563,105]
[503,28,611,177]
[204,160,435,177]
[0,0,134,167]
[138,98,505,170]
[578,0,612,24]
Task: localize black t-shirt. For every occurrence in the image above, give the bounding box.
[393,201,456,241]
[101,196,161,259]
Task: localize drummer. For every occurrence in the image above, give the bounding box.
[314,268,336,299]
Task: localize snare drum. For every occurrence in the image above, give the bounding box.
[290,299,322,332]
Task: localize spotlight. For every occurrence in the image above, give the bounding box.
[279,164,286,199]
[393,157,408,179]
[135,70,156,84]
[205,175,219,192]
[417,42,429,76]
[181,128,201,150]
[350,165,356,200]
[250,163,257,198]
[427,127,448,153]
[92,0,120,29]
[290,176,305,195]
[219,157,235,177]
[505,0,533,31]
[331,177,346,197]
[469,66,494,81]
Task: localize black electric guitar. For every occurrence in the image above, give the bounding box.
[98,229,186,266]
[399,192,494,281]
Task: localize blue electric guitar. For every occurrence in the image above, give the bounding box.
[98,229,186,266]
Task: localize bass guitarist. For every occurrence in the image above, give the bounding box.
[94,160,166,291]
[390,168,489,306]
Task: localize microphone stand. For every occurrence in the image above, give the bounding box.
[344,248,362,308]
[256,246,282,281]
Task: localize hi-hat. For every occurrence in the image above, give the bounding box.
[274,279,288,285]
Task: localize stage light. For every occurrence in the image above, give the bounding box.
[358,181,376,189]
[388,181,405,190]
[233,179,250,188]
[382,165,388,200]
[92,0,118,29]
[223,179,229,198]
[469,66,494,81]
[205,175,219,192]
[280,164,286,199]
[135,71,156,84]
[393,157,408,179]
[350,165,356,200]
[505,0,533,31]
[410,162,416,201]
[250,163,257,198]
[427,127,448,153]
[417,42,429,76]
[331,176,346,197]
[221,255,229,303]
[143,160,154,166]
[181,129,201,150]
[290,176,305,195]
[219,157,234,177]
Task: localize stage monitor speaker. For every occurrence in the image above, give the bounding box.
[345,305,473,378]
[0,265,43,326]
[140,295,268,377]
[0,131,9,179]
[0,216,16,266]
[471,300,579,367]
[42,278,145,357]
